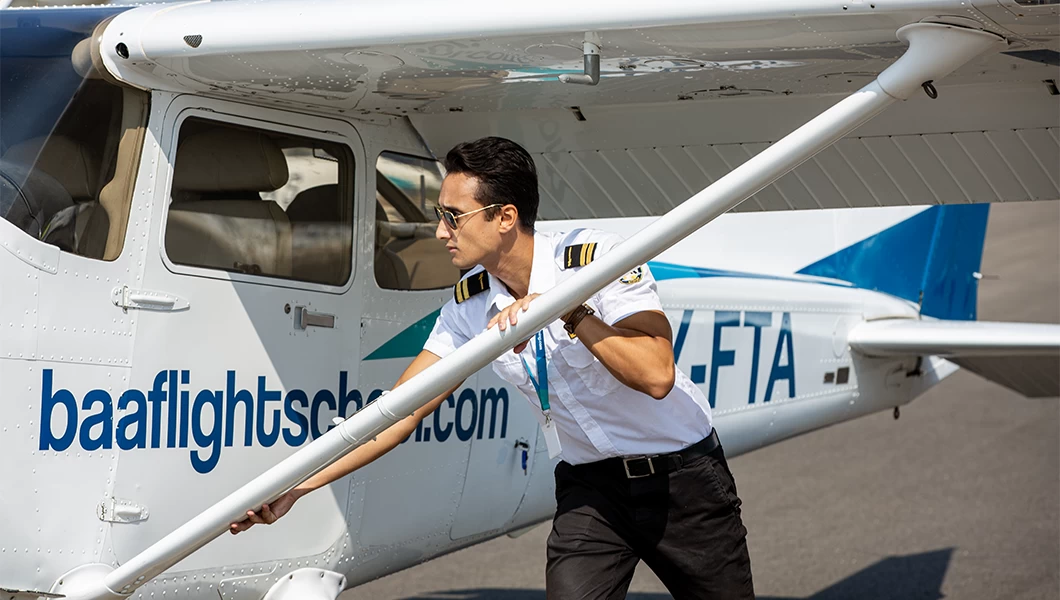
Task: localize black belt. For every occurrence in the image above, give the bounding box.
[572,429,721,480]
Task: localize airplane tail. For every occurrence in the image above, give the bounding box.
[797,204,991,321]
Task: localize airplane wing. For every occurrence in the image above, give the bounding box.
[96,0,1060,219]
[849,319,1060,397]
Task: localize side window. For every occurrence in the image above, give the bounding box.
[165,118,354,286]
[0,79,149,261]
[375,152,459,290]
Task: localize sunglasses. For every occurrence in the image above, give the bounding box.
[434,203,504,229]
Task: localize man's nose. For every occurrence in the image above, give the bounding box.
[436,219,449,241]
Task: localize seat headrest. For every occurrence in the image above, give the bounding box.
[2,135,100,200]
[287,184,340,223]
[173,128,289,193]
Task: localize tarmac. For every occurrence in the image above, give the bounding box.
[346,200,1060,600]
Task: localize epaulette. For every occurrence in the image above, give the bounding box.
[455,270,490,304]
[563,242,598,269]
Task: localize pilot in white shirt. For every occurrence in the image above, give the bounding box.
[233,137,754,600]
[424,227,715,467]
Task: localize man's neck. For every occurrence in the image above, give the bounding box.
[483,229,535,300]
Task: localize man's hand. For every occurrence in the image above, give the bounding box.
[229,488,306,535]
[488,293,540,353]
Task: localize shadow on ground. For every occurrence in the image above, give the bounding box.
[398,548,954,600]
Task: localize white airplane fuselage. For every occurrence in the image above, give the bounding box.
[1,1,1055,597]
[1,200,953,596]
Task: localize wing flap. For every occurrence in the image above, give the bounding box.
[849,319,1060,397]
[956,355,1060,398]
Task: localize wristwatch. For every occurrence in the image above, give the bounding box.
[562,304,595,338]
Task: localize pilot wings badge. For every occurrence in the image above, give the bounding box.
[619,266,644,285]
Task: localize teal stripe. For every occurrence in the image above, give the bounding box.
[365,308,442,361]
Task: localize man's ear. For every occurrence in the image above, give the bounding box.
[498,204,520,234]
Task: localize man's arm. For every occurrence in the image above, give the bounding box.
[231,349,460,534]
[491,298,675,400]
[571,310,675,400]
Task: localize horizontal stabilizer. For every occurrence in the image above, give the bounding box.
[849,319,1060,398]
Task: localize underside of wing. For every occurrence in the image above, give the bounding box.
[87,0,1060,218]
[849,319,1060,397]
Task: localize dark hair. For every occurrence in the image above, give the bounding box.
[444,136,539,231]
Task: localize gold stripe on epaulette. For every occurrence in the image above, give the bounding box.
[454,271,489,303]
[564,242,598,269]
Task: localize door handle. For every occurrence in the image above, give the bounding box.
[294,306,335,330]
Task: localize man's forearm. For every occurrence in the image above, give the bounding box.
[294,350,454,494]
[294,416,416,493]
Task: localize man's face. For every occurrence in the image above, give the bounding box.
[436,172,503,269]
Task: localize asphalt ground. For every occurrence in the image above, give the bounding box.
[345,200,1060,600]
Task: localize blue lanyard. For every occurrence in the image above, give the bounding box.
[520,330,550,413]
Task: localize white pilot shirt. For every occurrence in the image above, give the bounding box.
[423,229,714,465]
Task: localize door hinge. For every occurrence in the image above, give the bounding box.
[97,497,149,523]
[111,286,189,312]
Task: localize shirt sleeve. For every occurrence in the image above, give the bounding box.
[589,235,664,326]
[423,299,472,358]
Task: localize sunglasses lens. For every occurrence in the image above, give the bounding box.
[434,206,458,229]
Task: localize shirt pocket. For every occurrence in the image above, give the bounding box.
[554,338,622,395]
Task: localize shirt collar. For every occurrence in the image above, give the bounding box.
[485,230,555,313]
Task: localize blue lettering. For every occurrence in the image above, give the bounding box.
[478,388,509,439]
[709,311,740,409]
[433,394,455,442]
[282,389,309,446]
[765,312,796,402]
[455,389,478,442]
[339,372,361,417]
[310,390,336,439]
[179,370,190,447]
[191,389,223,474]
[80,390,113,451]
[366,389,385,406]
[39,369,77,451]
[166,370,178,448]
[36,369,512,474]
[148,370,167,449]
[256,376,281,447]
[116,389,148,450]
[744,312,771,404]
[673,309,694,363]
[225,371,254,447]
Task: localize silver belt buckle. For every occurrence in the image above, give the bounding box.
[622,455,657,479]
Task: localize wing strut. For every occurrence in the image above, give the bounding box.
[60,23,1004,600]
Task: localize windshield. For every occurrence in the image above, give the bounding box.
[0,7,137,257]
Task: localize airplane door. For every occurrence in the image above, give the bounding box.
[449,369,542,540]
[109,97,366,570]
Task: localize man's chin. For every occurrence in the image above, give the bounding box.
[450,253,474,270]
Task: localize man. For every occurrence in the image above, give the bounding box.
[231,137,754,599]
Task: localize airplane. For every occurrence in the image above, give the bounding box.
[0,1,1058,599]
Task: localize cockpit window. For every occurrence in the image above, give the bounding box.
[375,152,460,290]
[0,7,147,261]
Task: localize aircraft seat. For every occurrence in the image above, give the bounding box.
[285,183,353,285]
[371,201,410,290]
[166,127,294,278]
[3,135,101,202]
[2,134,109,257]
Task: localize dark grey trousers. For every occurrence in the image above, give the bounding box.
[545,442,755,600]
